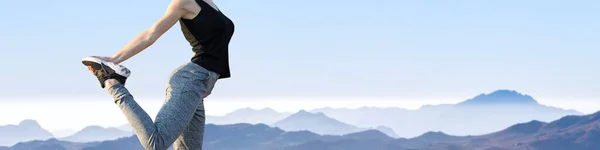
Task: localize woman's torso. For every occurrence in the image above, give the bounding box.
[179,0,235,79]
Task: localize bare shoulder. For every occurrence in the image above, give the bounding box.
[168,0,187,7]
[177,0,203,19]
[177,0,199,9]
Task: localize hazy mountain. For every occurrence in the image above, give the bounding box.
[0,119,54,146]
[207,107,292,125]
[432,89,582,136]
[311,89,583,137]
[272,110,398,137]
[206,108,403,137]
[457,89,539,106]
[272,110,363,135]
[373,125,399,138]
[59,126,133,142]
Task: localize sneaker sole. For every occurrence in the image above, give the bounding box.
[81,57,131,78]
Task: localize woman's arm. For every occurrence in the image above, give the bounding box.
[109,0,186,64]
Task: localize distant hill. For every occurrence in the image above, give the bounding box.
[374,126,399,138]
[343,129,394,141]
[272,110,364,135]
[271,110,398,137]
[0,120,54,146]
[59,126,133,142]
[59,126,134,142]
[411,131,462,142]
[311,89,583,137]
[456,89,539,106]
[207,108,292,125]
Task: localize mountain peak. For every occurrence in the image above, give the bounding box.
[60,125,132,142]
[457,89,538,106]
[18,119,42,128]
[375,126,398,138]
[226,107,280,116]
[298,109,309,113]
[272,110,361,135]
[344,129,392,140]
[274,110,331,122]
[547,112,599,128]
[258,107,276,112]
[420,131,449,138]
[413,131,456,142]
[81,125,104,131]
[503,120,547,134]
[292,110,325,117]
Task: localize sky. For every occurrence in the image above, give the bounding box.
[0,0,599,131]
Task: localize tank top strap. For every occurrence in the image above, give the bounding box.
[195,0,209,7]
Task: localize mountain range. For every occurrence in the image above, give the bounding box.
[314,90,581,137]
[202,90,582,137]
[0,121,133,146]
[0,120,53,146]
[4,110,600,150]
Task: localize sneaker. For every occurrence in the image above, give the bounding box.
[81,56,131,88]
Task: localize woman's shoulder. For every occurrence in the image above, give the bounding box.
[179,0,199,6]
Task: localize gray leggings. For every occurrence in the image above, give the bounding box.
[107,62,219,150]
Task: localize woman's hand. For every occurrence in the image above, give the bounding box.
[85,56,118,74]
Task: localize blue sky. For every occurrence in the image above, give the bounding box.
[0,0,598,102]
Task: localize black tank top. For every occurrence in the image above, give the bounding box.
[180,0,235,79]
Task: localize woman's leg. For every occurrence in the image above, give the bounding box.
[172,71,219,150]
[107,62,217,150]
[172,103,206,149]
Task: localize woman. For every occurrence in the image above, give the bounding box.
[81,0,234,149]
